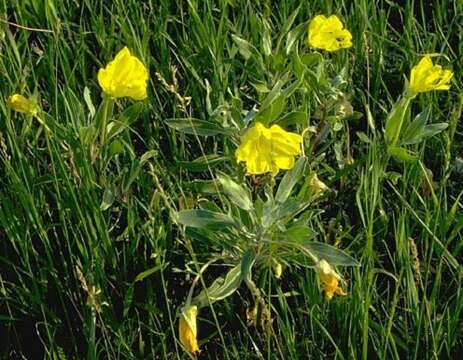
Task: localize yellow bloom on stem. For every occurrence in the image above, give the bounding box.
[6,94,39,115]
[315,259,347,301]
[97,47,149,100]
[235,122,303,175]
[308,15,352,52]
[409,56,453,95]
[179,305,200,354]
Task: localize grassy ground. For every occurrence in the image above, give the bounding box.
[1,0,462,359]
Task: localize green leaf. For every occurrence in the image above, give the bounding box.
[166,118,235,136]
[283,225,317,242]
[231,34,258,60]
[304,242,359,266]
[194,264,242,308]
[276,6,300,52]
[384,97,412,145]
[356,131,371,144]
[176,209,236,229]
[107,139,126,159]
[275,157,307,203]
[140,150,158,165]
[285,22,307,55]
[401,107,430,145]
[260,79,286,110]
[122,159,142,192]
[188,180,219,194]
[272,198,309,223]
[274,111,307,127]
[387,146,417,163]
[254,95,286,125]
[178,154,230,172]
[300,53,323,68]
[241,249,256,284]
[83,87,95,118]
[123,285,134,318]
[421,123,448,141]
[217,173,253,211]
[134,264,163,283]
[100,187,114,211]
[107,102,144,140]
[262,19,272,56]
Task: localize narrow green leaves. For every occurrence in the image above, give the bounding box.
[401,108,448,145]
[276,157,307,203]
[193,264,241,308]
[166,118,235,136]
[304,242,359,266]
[384,96,411,146]
[387,146,417,163]
[176,209,236,229]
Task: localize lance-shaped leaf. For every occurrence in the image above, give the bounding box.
[176,209,236,230]
[217,173,253,211]
[166,118,235,136]
[304,242,359,266]
[275,157,307,203]
[193,265,242,308]
[387,146,417,163]
[384,97,412,146]
[401,107,448,145]
[193,251,256,309]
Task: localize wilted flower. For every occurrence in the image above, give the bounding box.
[308,15,352,52]
[235,122,303,175]
[308,173,329,196]
[315,259,347,300]
[6,94,39,115]
[98,47,149,100]
[409,56,453,95]
[273,261,283,279]
[179,305,199,354]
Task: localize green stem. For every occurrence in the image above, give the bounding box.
[87,309,97,360]
[99,96,114,148]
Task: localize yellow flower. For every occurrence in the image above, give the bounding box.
[179,305,199,354]
[409,56,453,94]
[315,259,347,301]
[308,15,352,52]
[6,94,39,115]
[97,47,149,100]
[235,122,303,175]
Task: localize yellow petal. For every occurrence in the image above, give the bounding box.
[308,15,328,35]
[308,15,352,52]
[409,56,453,94]
[273,155,294,170]
[98,47,149,100]
[269,125,303,155]
[324,15,344,31]
[235,122,302,175]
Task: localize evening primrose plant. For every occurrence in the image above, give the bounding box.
[384,55,453,161]
[77,46,150,182]
[168,13,360,353]
[174,157,359,352]
[96,47,149,149]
